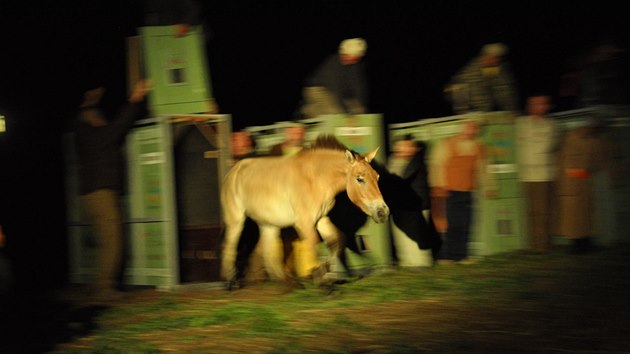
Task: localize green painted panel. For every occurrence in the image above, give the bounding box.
[474,198,526,256]
[144,222,168,269]
[126,222,175,286]
[141,26,213,115]
[140,162,164,218]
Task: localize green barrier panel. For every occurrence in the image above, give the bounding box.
[126,120,179,286]
[475,114,526,256]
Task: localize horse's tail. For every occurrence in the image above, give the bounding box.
[221,160,247,226]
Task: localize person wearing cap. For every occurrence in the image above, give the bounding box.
[300,38,369,118]
[444,42,519,115]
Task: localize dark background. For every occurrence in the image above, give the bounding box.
[0,0,628,293]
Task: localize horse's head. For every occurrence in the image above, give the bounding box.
[344,148,390,223]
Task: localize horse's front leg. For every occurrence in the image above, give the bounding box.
[294,223,326,282]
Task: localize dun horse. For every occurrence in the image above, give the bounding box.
[220,136,389,289]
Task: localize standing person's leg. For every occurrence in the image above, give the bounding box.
[526,182,552,251]
[459,192,473,260]
[83,189,123,296]
[442,191,463,261]
[540,181,553,251]
[445,191,470,261]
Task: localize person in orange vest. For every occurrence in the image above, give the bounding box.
[430,120,497,264]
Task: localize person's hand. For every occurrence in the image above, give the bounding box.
[0,225,4,248]
[174,23,191,37]
[129,79,152,103]
[431,187,448,198]
[205,98,219,114]
[81,87,105,107]
[484,189,498,199]
[565,168,590,179]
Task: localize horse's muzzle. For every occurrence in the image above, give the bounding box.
[372,204,390,224]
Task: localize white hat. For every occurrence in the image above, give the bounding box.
[481,42,508,57]
[339,38,367,57]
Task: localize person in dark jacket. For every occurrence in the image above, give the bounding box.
[444,43,519,115]
[74,79,150,303]
[387,135,440,267]
[300,38,369,118]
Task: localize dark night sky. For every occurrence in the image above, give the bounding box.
[0,0,628,290]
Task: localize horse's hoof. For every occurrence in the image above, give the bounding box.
[280,280,303,294]
[310,264,329,282]
[226,278,244,291]
[318,280,339,296]
[294,280,306,290]
[286,277,305,290]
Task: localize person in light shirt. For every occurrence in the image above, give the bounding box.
[515,94,559,251]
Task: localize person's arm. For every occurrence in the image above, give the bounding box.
[105,80,151,141]
[428,139,450,199]
[174,0,201,37]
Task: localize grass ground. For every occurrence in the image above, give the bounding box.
[3,242,629,353]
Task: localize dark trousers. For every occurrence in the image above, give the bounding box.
[442,191,473,261]
[81,189,123,292]
[524,182,553,251]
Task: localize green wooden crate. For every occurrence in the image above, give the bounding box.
[140,26,214,116]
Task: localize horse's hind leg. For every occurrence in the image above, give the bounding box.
[221,219,245,289]
[316,217,343,276]
[259,225,299,291]
[258,225,284,278]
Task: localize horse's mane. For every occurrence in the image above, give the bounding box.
[309,134,348,152]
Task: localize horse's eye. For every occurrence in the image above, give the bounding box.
[356,176,365,184]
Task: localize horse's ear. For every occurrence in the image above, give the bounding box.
[364,146,380,163]
[345,150,356,163]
